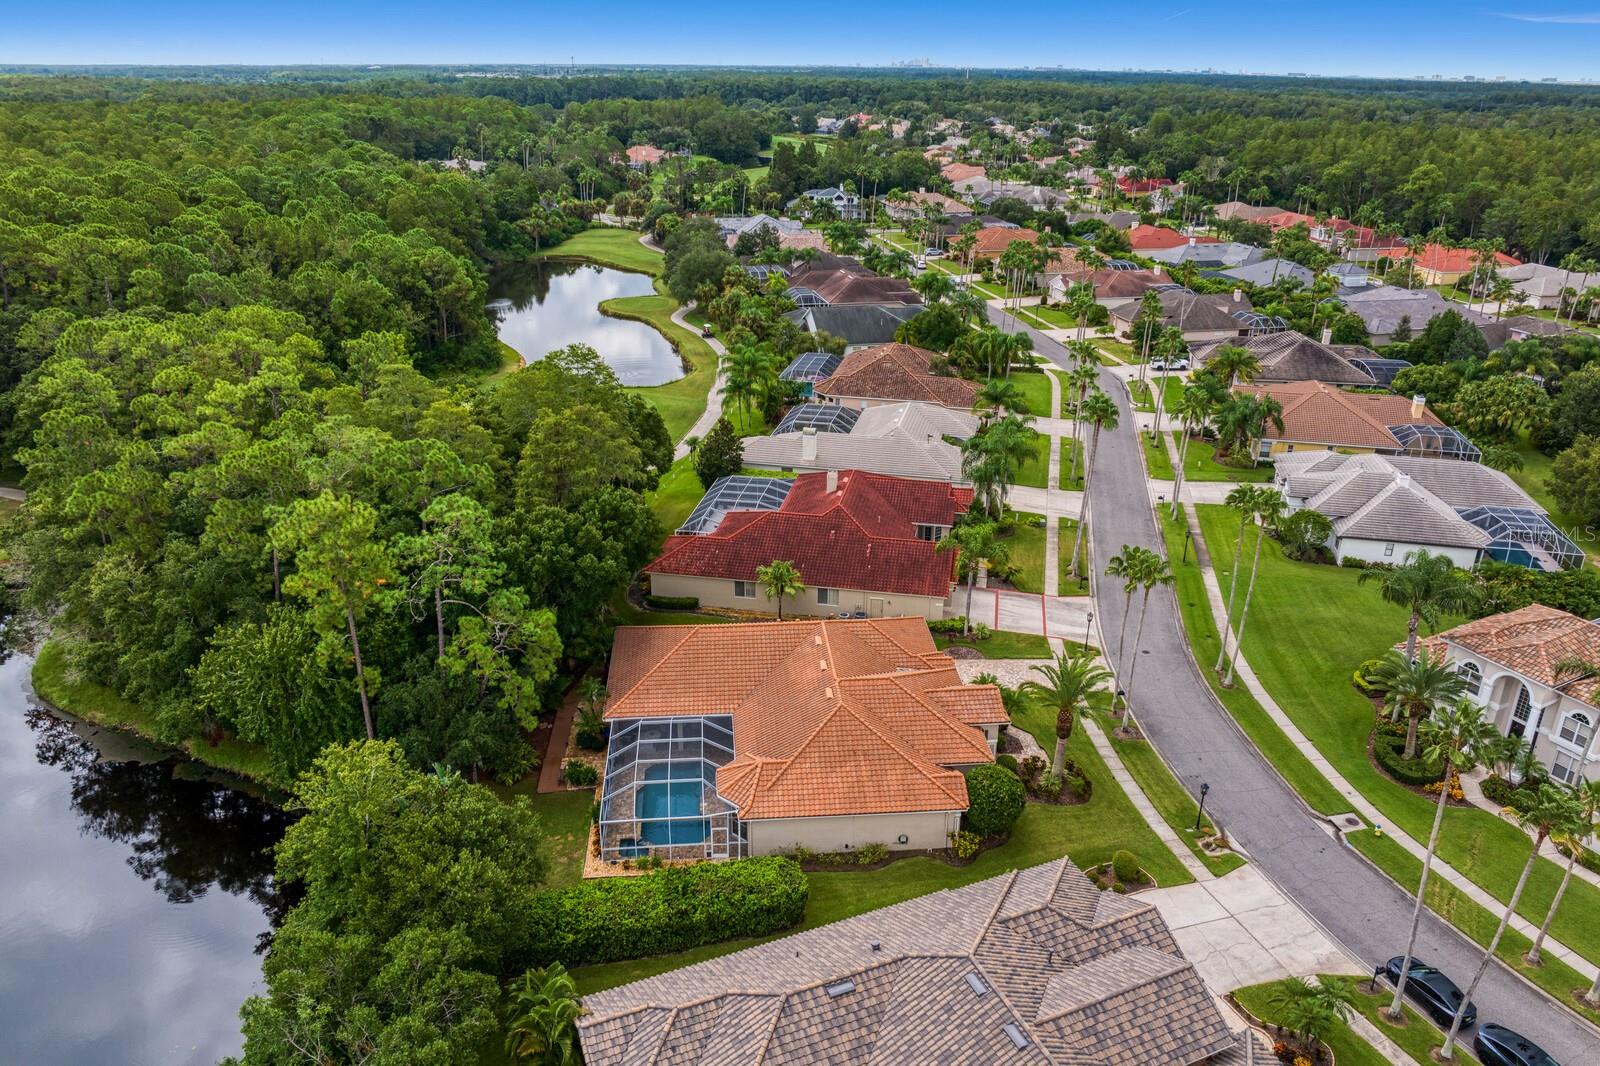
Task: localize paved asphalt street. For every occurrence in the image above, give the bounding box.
[990,306,1600,1061]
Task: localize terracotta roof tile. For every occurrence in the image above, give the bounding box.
[973,225,1041,258]
[941,162,986,183]
[1377,243,1521,272]
[1431,604,1600,705]
[1127,225,1219,251]
[1237,380,1441,449]
[815,343,981,409]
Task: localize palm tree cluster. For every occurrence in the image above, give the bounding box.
[1214,485,1286,687]
[1358,548,1479,662]
[960,412,1039,519]
[936,519,1009,636]
[1268,976,1356,1055]
[504,963,583,1065]
[1104,544,1172,732]
[718,340,782,432]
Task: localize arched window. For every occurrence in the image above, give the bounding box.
[1559,711,1594,751]
[1457,662,1482,696]
[1510,684,1534,738]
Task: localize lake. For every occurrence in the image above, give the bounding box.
[488,259,685,386]
[0,652,291,1065]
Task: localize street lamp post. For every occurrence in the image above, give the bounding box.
[1084,610,1094,651]
[1194,782,1210,833]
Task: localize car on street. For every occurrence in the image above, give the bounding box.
[913,257,926,270]
[924,247,944,258]
[1474,1023,1559,1066]
[1381,956,1477,1028]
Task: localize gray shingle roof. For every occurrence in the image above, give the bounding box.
[1337,287,1492,337]
[578,859,1239,1066]
[745,401,975,482]
[784,304,923,346]
[1192,331,1378,387]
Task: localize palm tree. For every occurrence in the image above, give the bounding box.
[1068,391,1119,580]
[1105,546,1142,664]
[756,559,804,620]
[1272,975,1355,1051]
[1168,385,1214,519]
[1133,289,1164,379]
[961,415,1038,516]
[1149,328,1186,439]
[1120,549,1174,725]
[1223,488,1285,687]
[1022,648,1113,780]
[975,378,1027,423]
[1441,783,1584,1059]
[1214,486,1262,673]
[1368,648,1469,760]
[505,963,583,1065]
[937,521,1006,634]
[1066,282,1097,342]
[1387,699,1496,1022]
[1528,776,1599,966]
[1206,344,1260,390]
[1358,549,1479,662]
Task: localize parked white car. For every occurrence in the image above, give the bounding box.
[923,247,944,258]
[1149,358,1190,371]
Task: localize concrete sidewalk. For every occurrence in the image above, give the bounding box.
[1183,504,1600,984]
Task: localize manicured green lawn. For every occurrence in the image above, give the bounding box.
[1159,506,1349,814]
[1057,517,1090,597]
[31,640,278,786]
[1350,831,1600,1027]
[645,457,707,542]
[490,785,596,891]
[533,228,663,275]
[1143,431,1175,480]
[1004,512,1049,594]
[1095,339,1135,364]
[1509,442,1600,562]
[604,290,719,442]
[1108,729,1245,877]
[573,702,1194,995]
[1178,436,1274,483]
[1233,977,1440,1066]
[934,630,1052,658]
[1010,432,1052,489]
[1194,502,1600,969]
[1059,437,1084,490]
[992,370,1052,418]
[1025,304,1080,330]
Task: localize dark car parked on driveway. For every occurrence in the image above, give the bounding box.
[1474,1023,1559,1066]
[1381,956,1477,1028]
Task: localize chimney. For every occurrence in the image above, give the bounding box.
[802,426,818,462]
[1410,394,1426,419]
[826,470,839,494]
[1396,473,1412,490]
[1232,288,1242,303]
[1320,326,1333,345]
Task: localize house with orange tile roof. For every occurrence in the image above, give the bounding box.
[940,161,986,188]
[1416,605,1600,785]
[1127,224,1220,252]
[624,144,668,168]
[969,224,1040,262]
[814,341,982,410]
[1235,380,1479,461]
[883,189,970,222]
[647,469,972,619]
[1374,243,1522,285]
[597,617,1008,861]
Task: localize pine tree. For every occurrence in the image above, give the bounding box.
[694,416,744,489]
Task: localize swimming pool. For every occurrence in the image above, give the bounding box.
[637,763,708,846]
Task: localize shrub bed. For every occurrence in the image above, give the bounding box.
[520,856,807,968]
[1371,731,1441,788]
[562,760,598,787]
[645,594,699,610]
[964,763,1026,838]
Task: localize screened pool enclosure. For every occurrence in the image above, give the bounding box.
[1458,505,1586,572]
[598,715,747,863]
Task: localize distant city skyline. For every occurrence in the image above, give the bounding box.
[6,2,1600,82]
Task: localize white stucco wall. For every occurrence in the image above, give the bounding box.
[1444,647,1599,784]
[747,810,963,855]
[1335,538,1480,570]
[648,573,950,620]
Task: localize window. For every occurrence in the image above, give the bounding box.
[1383,542,1395,557]
[1286,444,1296,453]
[1558,712,1593,751]
[915,523,946,542]
[733,580,755,599]
[1552,752,1579,786]
[817,587,840,606]
[1457,662,1482,696]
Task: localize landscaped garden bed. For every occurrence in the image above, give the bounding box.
[1088,850,1157,893]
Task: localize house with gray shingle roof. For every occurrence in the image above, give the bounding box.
[1190,330,1382,388]
[742,401,978,483]
[1336,286,1492,346]
[578,858,1246,1066]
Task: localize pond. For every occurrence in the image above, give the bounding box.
[488,259,685,386]
[0,652,292,1065]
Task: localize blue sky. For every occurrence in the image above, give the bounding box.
[3,2,1600,81]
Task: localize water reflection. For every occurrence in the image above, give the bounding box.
[489,259,686,386]
[0,654,291,1065]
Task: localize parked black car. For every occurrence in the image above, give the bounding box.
[1474,1023,1559,1066]
[1381,956,1477,1027]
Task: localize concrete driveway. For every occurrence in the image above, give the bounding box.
[955,587,1094,643]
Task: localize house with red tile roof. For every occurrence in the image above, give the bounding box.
[647,469,972,619]
[1374,243,1522,285]
[597,616,1007,861]
[1235,380,1477,461]
[1253,209,1317,231]
[940,161,987,187]
[1116,175,1175,196]
[969,224,1041,262]
[624,144,668,168]
[1416,604,1600,785]
[1127,224,1220,252]
[814,341,982,410]
[1311,217,1404,254]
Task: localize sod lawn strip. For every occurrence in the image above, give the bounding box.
[1056,518,1090,598]
[934,631,1053,658]
[1009,432,1052,489]
[1159,507,1349,814]
[1176,436,1274,483]
[1194,502,1600,970]
[1003,512,1049,594]
[1142,431,1175,480]
[533,228,663,275]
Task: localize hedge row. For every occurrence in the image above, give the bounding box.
[1372,732,1442,787]
[645,594,699,610]
[520,856,808,968]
